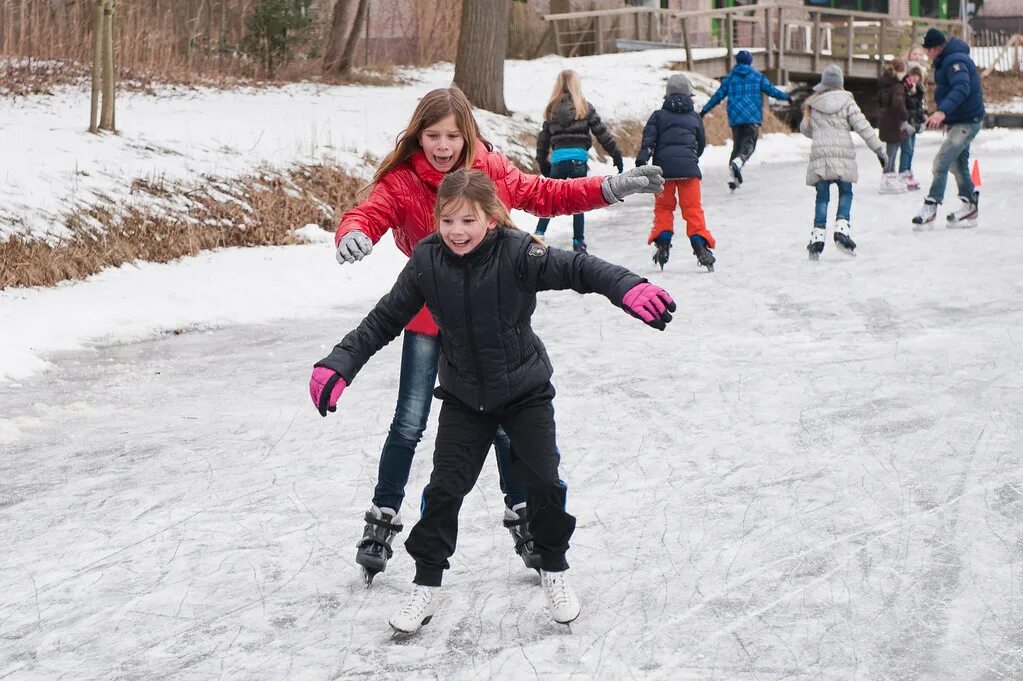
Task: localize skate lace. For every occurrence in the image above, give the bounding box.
[543,572,573,610]
[399,586,433,619]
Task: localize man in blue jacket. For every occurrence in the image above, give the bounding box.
[700,50,791,190]
[912,28,985,228]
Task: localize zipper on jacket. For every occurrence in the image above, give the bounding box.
[463,271,487,411]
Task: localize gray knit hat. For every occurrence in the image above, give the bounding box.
[813,65,844,92]
[666,74,693,97]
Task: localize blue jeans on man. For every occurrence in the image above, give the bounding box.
[814,180,853,224]
[927,119,982,203]
[373,331,525,512]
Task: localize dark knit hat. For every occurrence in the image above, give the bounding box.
[736,50,753,65]
[922,28,946,48]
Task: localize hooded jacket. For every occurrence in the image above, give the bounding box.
[316,228,643,413]
[536,94,622,171]
[700,63,790,126]
[800,89,884,185]
[636,93,705,180]
[932,38,985,124]
[335,140,608,336]
[877,71,909,143]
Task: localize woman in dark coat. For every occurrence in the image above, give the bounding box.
[878,58,910,192]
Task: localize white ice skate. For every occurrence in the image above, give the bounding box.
[899,171,920,191]
[728,158,744,191]
[879,172,907,194]
[807,225,826,261]
[833,219,856,256]
[389,584,441,634]
[912,199,939,230]
[540,569,581,624]
[946,192,979,229]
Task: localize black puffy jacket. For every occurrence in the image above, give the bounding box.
[536,94,622,173]
[317,228,643,412]
[905,81,926,132]
[636,93,705,180]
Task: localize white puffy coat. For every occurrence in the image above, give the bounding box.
[800,89,884,186]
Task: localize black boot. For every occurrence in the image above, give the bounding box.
[355,506,403,585]
[503,504,542,571]
[690,235,716,272]
[652,241,671,270]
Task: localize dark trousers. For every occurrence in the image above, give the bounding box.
[729,124,760,164]
[405,383,576,586]
[535,159,588,242]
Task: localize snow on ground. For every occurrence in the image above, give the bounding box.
[1,119,1022,679]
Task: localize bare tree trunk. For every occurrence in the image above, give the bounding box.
[100,0,115,131]
[453,0,509,115]
[338,0,368,74]
[323,0,350,74]
[89,0,103,133]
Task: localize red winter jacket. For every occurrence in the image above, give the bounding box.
[335,140,609,335]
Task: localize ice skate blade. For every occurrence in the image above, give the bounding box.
[912,221,936,231]
[704,264,715,272]
[389,614,433,636]
[946,219,977,229]
[808,252,820,262]
[362,567,381,586]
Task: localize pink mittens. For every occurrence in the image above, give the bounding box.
[309,366,347,417]
[622,283,675,331]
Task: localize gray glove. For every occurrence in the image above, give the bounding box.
[601,165,665,203]
[900,121,917,137]
[336,230,373,264]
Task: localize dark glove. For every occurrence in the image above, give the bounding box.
[538,160,551,177]
[613,154,624,174]
[635,156,646,168]
[699,110,706,119]
[876,150,888,169]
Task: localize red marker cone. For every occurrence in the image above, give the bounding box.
[971,159,982,188]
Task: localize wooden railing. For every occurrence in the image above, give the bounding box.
[543,4,964,79]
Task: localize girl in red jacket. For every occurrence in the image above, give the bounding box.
[332,86,664,584]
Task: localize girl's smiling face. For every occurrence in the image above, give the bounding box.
[419,114,465,172]
[437,198,496,256]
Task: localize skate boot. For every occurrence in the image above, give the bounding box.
[899,171,920,191]
[729,158,744,190]
[833,219,856,256]
[540,569,581,624]
[651,233,672,270]
[690,235,715,272]
[503,503,542,571]
[572,239,588,254]
[912,198,939,229]
[879,172,907,194]
[807,224,826,261]
[355,505,403,585]
[389,584,441,634]
[946,191,978,228]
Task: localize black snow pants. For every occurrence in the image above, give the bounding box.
[729,124,760,164]
[405,382,575,587]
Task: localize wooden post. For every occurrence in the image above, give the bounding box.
[726,12,734,69]
[877,18,887,78]
[649,10,656,44]
[682,16,693,72]
[100,0,115,132]
[89,0,102,133]
[634,11,640,41]
[812,11,820,72]
[595,15,604,54]
[776,7,785,82]
[846,16,854,76]
[553,19,562,56]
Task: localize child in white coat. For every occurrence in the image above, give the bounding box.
[800,65,887,260]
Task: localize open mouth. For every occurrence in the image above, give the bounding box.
[432,154,453,166]
[449,237,471,248]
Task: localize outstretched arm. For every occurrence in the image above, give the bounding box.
[587,105,623,166]
[636,113,658,166]
[536,120,552,176]
[701,80,728,116]
[760,74,791,102]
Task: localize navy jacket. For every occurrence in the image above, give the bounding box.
[933,38,985,124]
[317,228,642,413]
[636,93,705,180]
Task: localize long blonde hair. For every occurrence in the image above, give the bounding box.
[366,87,491,194]
[544,69,588,121]
[435,170,544,245]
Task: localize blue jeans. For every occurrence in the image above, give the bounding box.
[898,135,915,174]
[814,180,853,225]
[373,331,525,512]
[535,159,588,241]
[927,119,982,203]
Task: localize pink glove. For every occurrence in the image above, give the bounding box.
[622,282,675,331]
[309,366,347,417]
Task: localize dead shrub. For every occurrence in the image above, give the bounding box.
[981,71,1023,104]
[0,164,363,290]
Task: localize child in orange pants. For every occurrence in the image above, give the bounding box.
[637,74,717,271]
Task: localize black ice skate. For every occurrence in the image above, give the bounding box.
[946,191,979,228]
[833,219,856,256]
[807,224,826,261]
[572,239,588,254]
[356,505,403,585]
[690,235,715,272]
[652,241,671,270]
[503,504,542,571]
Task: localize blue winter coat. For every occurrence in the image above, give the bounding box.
[933,38,985,124]
[700,63,790,126]
[636,93,705,180]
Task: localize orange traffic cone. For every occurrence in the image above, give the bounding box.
[971,159,982,188]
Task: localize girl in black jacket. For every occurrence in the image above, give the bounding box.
[535,69,624,253]
[310,169,674,634]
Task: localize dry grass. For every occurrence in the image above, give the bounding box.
[981,71,1023,104]
[608,105,792,156]
[0,164,363,290]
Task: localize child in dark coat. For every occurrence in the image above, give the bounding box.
[900,64,927,190]
[637,74,717,272]
[877,58,911,194]
[310,169,674,634]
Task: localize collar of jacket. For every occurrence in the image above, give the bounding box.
[439,227,502,267]
[409,139,492,191]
